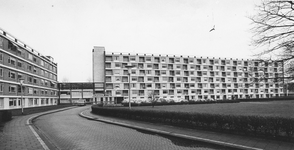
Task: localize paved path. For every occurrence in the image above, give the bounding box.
[33,106,226,150]
[81,108,294,150]
[0,107,74,150]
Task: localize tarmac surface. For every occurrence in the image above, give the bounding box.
[0,105,293,150]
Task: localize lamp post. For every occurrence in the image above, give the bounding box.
[281,60,285,96]
[125,65,135,109]
[19,79,24,115]
[242,68,247,99]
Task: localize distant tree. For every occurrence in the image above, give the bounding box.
[148,91,159,108]
[62,77,69,83]
[87,77,92,82]
[250,0,294,79]
[250,0,294,59]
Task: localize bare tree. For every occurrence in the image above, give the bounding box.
[148,91,159,108]
[87,77,92,82]
[250,0,294,60]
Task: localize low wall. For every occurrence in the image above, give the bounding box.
[0,110,12,123]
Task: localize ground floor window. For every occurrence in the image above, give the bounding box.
[9,98,17,107]
[46,98,49,104]
[34,98,38,105]
[28,98,33,106]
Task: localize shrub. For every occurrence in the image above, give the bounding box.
[0,110,12,122]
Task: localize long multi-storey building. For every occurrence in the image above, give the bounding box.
[0,28,58,110]
[93,46,284,104]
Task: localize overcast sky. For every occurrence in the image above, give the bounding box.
[0,0,260,82]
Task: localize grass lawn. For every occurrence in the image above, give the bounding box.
[131,100,294,118]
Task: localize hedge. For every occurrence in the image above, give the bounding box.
[122,99,239,107]
[92,105,294,141]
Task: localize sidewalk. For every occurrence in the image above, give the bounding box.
[80,109,294,150]
[0,107,75,150]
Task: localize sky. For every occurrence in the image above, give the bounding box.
[0,0,261,82]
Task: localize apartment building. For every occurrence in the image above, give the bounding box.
[0,28,58,110]
[93,46,284,104]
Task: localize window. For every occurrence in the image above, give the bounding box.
[0,52,2,61]
[33,57,37,62]
[27,65,32,71]
[41,98,45,105]
[123,56,129,62]
[161,64,167,69]
[9,85,16,93]
[33,89,38,94]
[105,63,111,68]
[9,71,16,79]
[28,87,33,94]
[146,57,151,62]
[130,56,136,61]
[8,57,16,65]
[33,67,37,73]
[40,70,44,76]
[17,73,23,80]
[146,70,151,75]
[28,98,33,106]
[0,67,2,77]
[17,60,22,68]
[115,63,121,68]
[33,78,38,84]
[40,60,44,66]
[147,77,153,81]
[34,98,38,105]
[40,79,44,85]
[9,98,17,107]
[130,70,135,74]
[27,76,32,83]
[131,77,137,81]
[0,98,3,108]
[28,53,33,60]
[147,64,152,68]
[0,83,3,92]
[114,70,120,75]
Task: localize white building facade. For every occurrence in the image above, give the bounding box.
[93,47,284,103]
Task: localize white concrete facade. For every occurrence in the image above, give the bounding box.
[93,48,284,103]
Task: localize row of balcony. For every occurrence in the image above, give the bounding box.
[105,55,281,67]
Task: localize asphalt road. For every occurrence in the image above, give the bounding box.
[33,106,226,150]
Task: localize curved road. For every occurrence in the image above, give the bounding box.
[33,106,226,150]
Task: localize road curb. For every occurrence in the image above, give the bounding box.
[27,106,77,150]
[79,110,263,150]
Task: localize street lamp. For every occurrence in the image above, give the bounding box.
[125,65,135,109]
[19,79,24,115]
[242,68,247,99]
